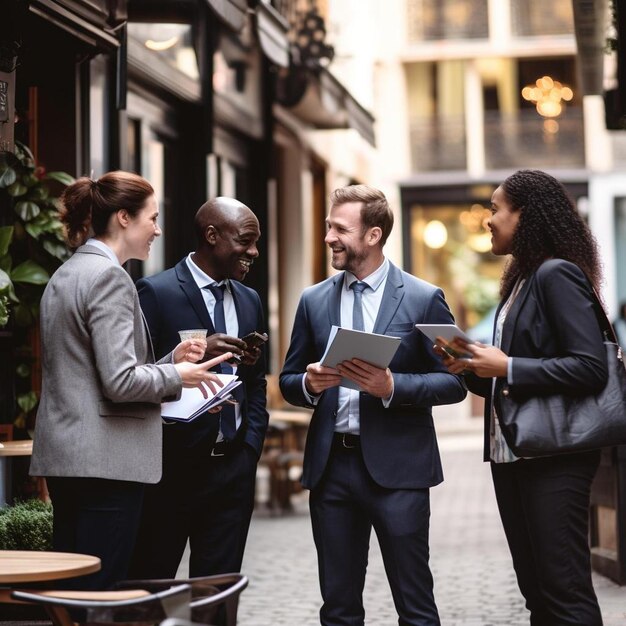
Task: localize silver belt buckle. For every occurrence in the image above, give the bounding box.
[342,433,356,449]
[211,444,226,457]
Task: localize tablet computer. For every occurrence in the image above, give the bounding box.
[415,324,473,358]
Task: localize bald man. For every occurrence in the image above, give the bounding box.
[129,197,269,579]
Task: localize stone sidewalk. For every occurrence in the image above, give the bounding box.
[180,411,626,624]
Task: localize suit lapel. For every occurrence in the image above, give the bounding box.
[373,263,404,335]
[500,274,534,354]
[175,260,214,331]
[327,274,343,328]
[140,308,156,363]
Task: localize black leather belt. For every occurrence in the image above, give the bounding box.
[332,432,360,450]
[210,438,241,457]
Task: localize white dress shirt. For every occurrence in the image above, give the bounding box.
[186,254,241,433]
[86,238,119,265]
[304,258,392,434]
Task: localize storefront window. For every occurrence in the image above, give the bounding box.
[409,203,505,337]
[127,23,199,80]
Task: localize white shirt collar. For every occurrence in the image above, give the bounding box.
[344,257,389,293]
[185,253,231,294]
[85,238,119,265]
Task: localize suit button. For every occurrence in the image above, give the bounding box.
[502,389,509,397]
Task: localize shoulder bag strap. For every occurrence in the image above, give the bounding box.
[590,287,620,345]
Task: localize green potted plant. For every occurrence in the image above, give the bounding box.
[0,498,52,549]
[0,141,72,434]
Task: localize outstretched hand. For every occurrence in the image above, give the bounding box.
[175,352,233,398]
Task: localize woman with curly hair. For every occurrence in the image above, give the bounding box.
[437,169,607,624]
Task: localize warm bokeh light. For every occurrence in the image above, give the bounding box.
[468,233,493,253]
[423,220,448,249]
[145,36,180,51]
[521,75,574,119]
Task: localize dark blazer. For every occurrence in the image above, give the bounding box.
[280,262,467,490]
[136,258,269,456]
[464,259,609,461]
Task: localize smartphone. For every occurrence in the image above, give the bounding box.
[442,344,473,360]
[242,331,268,348]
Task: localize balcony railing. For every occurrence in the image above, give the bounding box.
[510,0,574,37]
[484,108,584,170]
[410,116,467,171]
[407,0,489,43]
[410,108,584,172]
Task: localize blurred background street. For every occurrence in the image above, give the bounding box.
[3,1,626,622]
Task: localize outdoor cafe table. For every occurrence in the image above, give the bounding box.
[0,440,34,506]
[0,549,100,586]
[0,550,101,605]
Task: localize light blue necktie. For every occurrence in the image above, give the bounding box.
[205,283,236,440]
[350,281,369,331]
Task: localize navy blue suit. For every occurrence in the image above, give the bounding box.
[280,262,466,625]
[129,258,268,578]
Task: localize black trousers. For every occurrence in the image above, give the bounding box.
[129,440,257,579]
[309,440,440,626]
[46,476,145,590]
[491,450,602,626]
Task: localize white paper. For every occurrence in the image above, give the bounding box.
[161,374,241,422]
[320,325,401,390]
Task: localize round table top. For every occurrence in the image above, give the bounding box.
[0,550,101,583]
[0,440,33,457]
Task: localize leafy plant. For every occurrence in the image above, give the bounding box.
[0,498,53,550]
[606,0,618,53]
[0,141,73,427]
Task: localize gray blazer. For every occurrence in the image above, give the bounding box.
[30,245,182,484]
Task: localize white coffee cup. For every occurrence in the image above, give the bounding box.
[178,329,208,342]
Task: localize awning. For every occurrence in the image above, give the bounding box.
[254,2,290,68]
[205,0,247,33]
[277,65,376,146]
[29,0,122,49]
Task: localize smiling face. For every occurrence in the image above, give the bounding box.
[325,201,381,278]
[122,194,161,261]
[209,207,260,282]
[488,186,520,256]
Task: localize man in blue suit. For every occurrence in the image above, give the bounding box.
[280,185,466,626]
[129,197,268,578]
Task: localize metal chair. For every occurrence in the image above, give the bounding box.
[159,619,204,626]
[11,582,191,626]
[115,573,248,625]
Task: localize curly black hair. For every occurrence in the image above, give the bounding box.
[499,169,602,298]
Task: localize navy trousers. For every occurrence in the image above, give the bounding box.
[491,450,602,626]
[309,440,440,626]
[46,476,145,590]
[129,437,257,579]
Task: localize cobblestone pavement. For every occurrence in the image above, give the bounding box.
[179,416,626,625]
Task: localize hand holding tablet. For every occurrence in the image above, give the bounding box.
[415,324,474,359]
